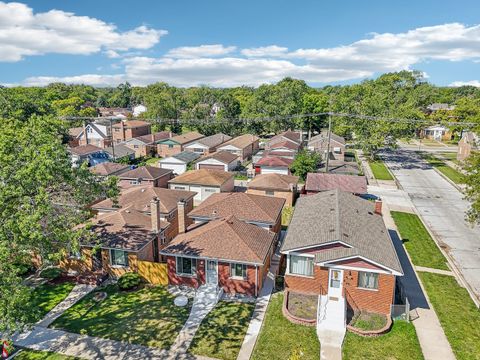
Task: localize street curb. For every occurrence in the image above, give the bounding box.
[430,167,465,193]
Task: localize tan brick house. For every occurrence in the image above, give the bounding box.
[156,132,205,158]
[247,173,299,207]
[216,134,260,162]
[112,120,151,143]
[118,166,173,189]
[183,133,232,156]
[281,190,403,319]
[123,131,173,158]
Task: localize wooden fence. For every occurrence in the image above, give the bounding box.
[137,261,168,285]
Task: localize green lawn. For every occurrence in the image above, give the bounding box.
[189,301,255,360]
[15,350,79,360]
[418,273,480,360]
[144,157,159,165]
[251,293,320,360]
[423,155,464,184]
[282,206,294,227]
[343,321,424,360]
[30,282,75,320]
[391,211,449,270]
[369,160,394,180]
[51,285,191,349]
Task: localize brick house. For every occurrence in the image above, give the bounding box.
[188,192,285,235]
[112,120,152,143]
[118,166,173,189]
[160,215,276,297]
[216,134,260,162]
[307,131,346,162]
[183,133,232,156]
[265,131,303,151]
[304,173,367,195]
[281,190,403,318]
[457,131,478,161]
[89,162,130,179]
[419,125,453,141]
[156,132,205,158]
[123,131,173,158]
[247,173,299,207]
[76,121,113,149]
[91,186,196,245]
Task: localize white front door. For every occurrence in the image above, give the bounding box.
[206,259,218,285]
[328,268,344,299]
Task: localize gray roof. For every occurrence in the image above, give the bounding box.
[281,190,402,274]
[173,151,201,163]
[308,131,345,146]
[194,133,232,148]
[105,144,135,159]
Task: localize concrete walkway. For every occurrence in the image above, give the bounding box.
[37,284,96,327]
[414,266,454,276]
[168,285,221,358]
[356,150,377,186]
[237,232,283,360]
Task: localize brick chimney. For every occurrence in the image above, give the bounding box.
[120,120,126,141]
[83,123,89,145]
[150,197,161,233]
[374,199,382,215]
[177,199,187,234]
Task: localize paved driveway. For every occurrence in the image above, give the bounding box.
[382,148,480,304]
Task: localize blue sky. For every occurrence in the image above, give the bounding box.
[1,0,480,87]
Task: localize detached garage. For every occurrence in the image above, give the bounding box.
[195,151,239,172]
[159,151,200,175]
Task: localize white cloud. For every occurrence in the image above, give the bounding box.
[0,2,167,62]
[450,80,480,87]
[23,74,126,87]
[166,44,236,58]
[241,45,289,57]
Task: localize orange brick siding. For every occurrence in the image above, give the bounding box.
[164,199,194,243]
[166,256,205,288]
[157,144,183,157]
[284,266,328,295]
[113,125,151,143]
[218,262,260,296]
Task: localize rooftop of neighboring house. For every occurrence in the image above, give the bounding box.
[82,207,168,251]
[158,131,205,145]
[89,162,129,176]
[255,156,293,167]
[134,131,173,144]
[112,120,151,129]
[269,140,300,151]
[161,215,275,265]
[68,127,83,137]
[168,169,234,187]
[187,133,232,148]
[424,124,449,131]
[92,186,196,214]
[169,151,201,163]
[281,189,402,274]
[104,144,135,158]
[305,173,367,194]
[197,151,238,164]
[69,144,104,156]
[119,166,172,180]
[308,131,346,146]
[218,134,259,150]
[270,130,302,144]
[98,107,132,117]
[247,173,300,192]
[189,192,285,224]
[426,103,456,111]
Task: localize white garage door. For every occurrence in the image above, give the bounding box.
[160,162,186,175]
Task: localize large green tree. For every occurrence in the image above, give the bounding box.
[290,150,321,181]
[0,116,118,335]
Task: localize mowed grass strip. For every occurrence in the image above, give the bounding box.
[418,273,480,360]
[369,160,394,180]
[251,293,320,360]
[343,321,424,360]
[51,285,191,349]
[391,211,449,270]
[189,301,255,360]
[423,154,464,184]
[15,350,79,360]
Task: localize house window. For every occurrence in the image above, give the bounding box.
[176,257,197,276]
[358,272,379,290]
[114,128,120,132]
[204,188,217,193]
[168,144,174,148]
[230,263,247,280]
[289,255,314,276]
[110,249,129,267]
[333,147,341,153]
[130,179,141,185]
[133,145,139,149]
[173,186,186,190]
[265,190,274,196]
[193,148,204,153]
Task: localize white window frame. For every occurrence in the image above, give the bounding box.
[357,271,379,290]
[288,254,314,277]
[110,249,129,267]
[265,190,274,196]
[230,263,247,280]
[176,256,197,277]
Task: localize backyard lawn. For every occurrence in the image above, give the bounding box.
[51,285,191,349]
[418,273,480,360]
[343,321,423,360]
[30,282,75,320]
[391,211,449,270]
[189,301,255,360]
[368,160,394,180]
[281,206,294,227]
[251,293,320,360]
[15,350,79,360]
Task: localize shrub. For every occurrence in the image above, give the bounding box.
[118,272,141,290]
[40,267,63,280]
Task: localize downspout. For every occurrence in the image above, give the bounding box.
[255,265,258,297]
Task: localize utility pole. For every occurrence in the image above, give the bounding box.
[325,112,332,173]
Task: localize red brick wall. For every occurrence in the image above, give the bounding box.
[284,265,328,295]
[154,174,172,188]
[166,256,205,288]
[343,271,395,315]
[157,144,183,157]
[218,262,258,296]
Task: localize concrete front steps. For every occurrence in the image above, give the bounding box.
[317,295,346,360]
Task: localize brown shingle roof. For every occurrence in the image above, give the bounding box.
[256,156,293,167]
[119,166,172,180]
[85,207,168,251]
[269,140,300,151]
[169,132,205,145]
[92,187,196,214]
[192,133,232,148]
[168,169,233,187]
[197,151,238,164]
[112,120,151,129]
[188,192,285,224]
[135,132,173,144]
[68,127,83,137]
[308,131,345,146]
[161,216,275,264]
[305,173,367,194]
[89,162,129,176]
[281,190,402,274]
[69,144,103,156]
[248,173,299,191]
[219,134,259,150]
